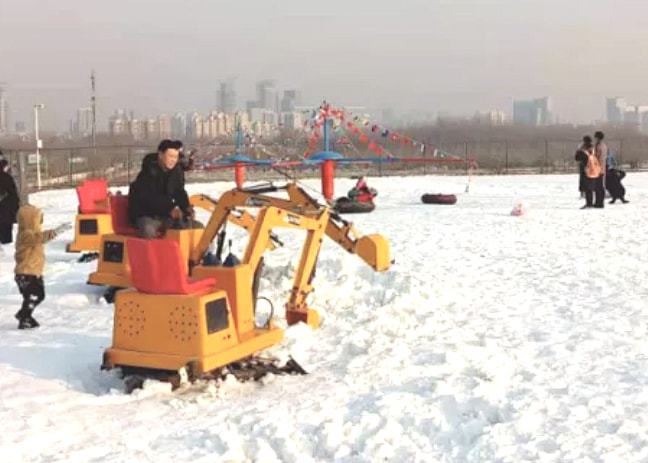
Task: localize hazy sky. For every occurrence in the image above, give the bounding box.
[2,0,648,131]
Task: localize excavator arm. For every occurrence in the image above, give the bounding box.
[239,206,330,327]
[189,194,281,252]
[190,184,390,272]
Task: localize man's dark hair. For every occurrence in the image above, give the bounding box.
[583,135,593,145]
[594,131,604,140]
[171,140,184,151]
[157,139,176,153]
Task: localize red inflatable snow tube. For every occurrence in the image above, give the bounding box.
[421,194,457,205]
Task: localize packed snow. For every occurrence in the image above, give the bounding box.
[1,173,647,462]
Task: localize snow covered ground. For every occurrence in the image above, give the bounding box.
[1,173,647,462]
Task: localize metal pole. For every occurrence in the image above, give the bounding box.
[68,149,73,185]
[18,151,28,203]
[423,142,427,176]
[127,147,131,183]
[544,139,549,173]
[464,141,469,177]
[505,140,509,174]
[91,70,97,157]
[33,105,42,190]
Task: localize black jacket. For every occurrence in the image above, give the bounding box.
[0,171,19,225]
[574,149,588,173]
[128,153,190,224]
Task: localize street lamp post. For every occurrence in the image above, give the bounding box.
[33,104,45,190]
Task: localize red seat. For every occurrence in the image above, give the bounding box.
[127,238,216,295]
[110,195,138,235]
[77,179,109,214]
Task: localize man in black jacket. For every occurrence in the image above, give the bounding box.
[0,156,20,244]
[128,140,197,238]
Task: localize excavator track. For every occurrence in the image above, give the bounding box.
[119,356,307,394]
[201,356,307,382]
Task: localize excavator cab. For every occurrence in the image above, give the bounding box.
[87,194,203,298]
[66,179,114,257]
[87,193,278,302]
[102,238,283,378]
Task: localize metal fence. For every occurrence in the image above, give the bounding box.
[3,139,647,196]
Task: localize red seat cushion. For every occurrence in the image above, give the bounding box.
[127,238,215,295]
[77,179,109,214]
[110,195,137,235]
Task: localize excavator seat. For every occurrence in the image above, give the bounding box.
[77,179,110,214]
[127,238,215,295]
[110,195,137,236]
[88,194,204,291]
[67,179,113,253]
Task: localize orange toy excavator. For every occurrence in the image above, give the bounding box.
[101,182,391,390]
[66,179,113,259]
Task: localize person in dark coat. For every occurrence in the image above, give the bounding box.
[606,168,629,204]
[128,139,197,238]
[0,158,20,244]
[574,136,593,206]
[172,140,195,172]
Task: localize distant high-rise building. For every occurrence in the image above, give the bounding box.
[172,112,188,138]
[0,84,8,133]
[75,107,93,138]
[189,113,204,139]
[606,97,627,124]
[217,80,237,113]
[249,107,265,124]
[513,97,553,126]
[606,97,648,132]
[280,90,300,112]
[145,119,159,140]
[158,114,172,139]
[474,109,507,126]
[281,111,304,130]
[128,119,146,140]
[108,109,128,136]
[15,121,26,134]
[623,105,648,132]
[256,80,277,111]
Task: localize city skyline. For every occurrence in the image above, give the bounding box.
[3,0,648,132]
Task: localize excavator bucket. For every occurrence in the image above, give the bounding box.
[355,234,390,272]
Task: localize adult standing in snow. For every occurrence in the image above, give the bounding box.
[0,155,20,244]
[574,136,593,208]
[128,139,197,238]
[593,131,608,208]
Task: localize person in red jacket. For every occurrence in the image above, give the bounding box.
[350,176,376,203]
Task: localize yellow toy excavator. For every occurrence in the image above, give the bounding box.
[66,179,113,261]
[101,182,390,389]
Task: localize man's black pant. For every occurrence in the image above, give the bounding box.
[593,175,605,207]
[15,274,45,320]
[584,176,605,207]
